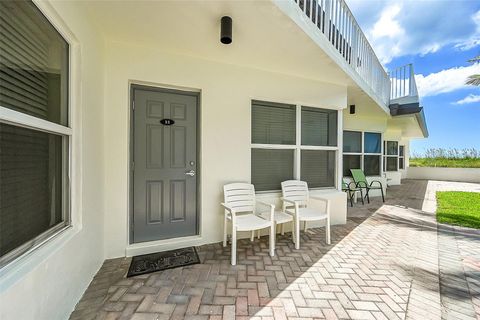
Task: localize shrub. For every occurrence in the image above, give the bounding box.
[410,148,480,168]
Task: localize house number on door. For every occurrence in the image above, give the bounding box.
[160,119,175,125]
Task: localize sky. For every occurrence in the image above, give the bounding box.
[345,0,480,155]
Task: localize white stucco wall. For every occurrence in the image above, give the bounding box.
[342,113,416,188]
[343,113,387,132]
[407,167,480,183]
[0,2,106,320]
[103,40,348,259]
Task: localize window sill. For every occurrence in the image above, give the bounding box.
[0,224,78,292]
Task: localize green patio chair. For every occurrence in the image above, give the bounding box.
[342,179,364,207]
[350,169,385,203]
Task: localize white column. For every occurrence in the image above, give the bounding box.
[337,108,344,190]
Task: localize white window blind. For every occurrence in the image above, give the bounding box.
[251,101,296,145]
[251,149,294,191]
[301,106,337,146]
[251,101,338,192]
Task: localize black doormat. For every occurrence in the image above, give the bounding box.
[127,247,200,277]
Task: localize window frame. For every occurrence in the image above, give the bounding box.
[251,101,339,193]
[399,145,405,170]
[342,130,384,177]
[383,140,400,172]
[0,1,73,269]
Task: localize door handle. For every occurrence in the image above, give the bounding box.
[185,170,195,177]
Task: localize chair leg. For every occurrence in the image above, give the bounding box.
[291,221,296,244]
[359,189,365,205]
[380,187,385,202]
[231,228,237,266]
[269,223,275,257]
[365,189,370,204]
[295,217,300,250]
[250,231,254,242]
[325,217,331,245]
[223,215,227,247]
[348,191,354,207]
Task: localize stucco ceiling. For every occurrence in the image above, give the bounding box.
[80,0,385,115]
[82,1,348,83]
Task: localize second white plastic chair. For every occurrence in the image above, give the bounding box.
[281,180,331,249]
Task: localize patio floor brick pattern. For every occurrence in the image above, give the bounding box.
[69,180,480,320]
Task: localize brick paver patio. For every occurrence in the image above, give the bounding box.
[70,180,480,320]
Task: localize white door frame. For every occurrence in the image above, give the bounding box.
[128,83,201,249]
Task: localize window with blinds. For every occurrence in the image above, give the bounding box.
[343,154,361,177]
[251,101,296,145]
[343,131,383,176]
[364,155,381,176]
[251,101,338,192]
[300,150,336,188]
[301,107,337,146]
[251,149,294,191]
[384,141,399,172]
[364,132,381,154]
[399,145,405,169]
[0,1,68,125]
[0,0,70,267]
[343,131,361,153]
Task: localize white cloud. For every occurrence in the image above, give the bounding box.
[346,1,480,64]
[454,94,480,105]
[370,4,404,39]
[415,63,480,97]
[456,10,480,51]
[367,4,404,63]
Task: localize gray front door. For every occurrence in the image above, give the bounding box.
[132,87,198,243]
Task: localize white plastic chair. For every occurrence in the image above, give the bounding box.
[221,183,275,265]
[281,180,331,249]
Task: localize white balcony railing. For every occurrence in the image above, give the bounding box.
[295,0,391,106]
[389,64,418,100]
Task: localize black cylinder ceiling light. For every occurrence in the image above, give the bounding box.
[220,16,232,44]
[350,104,356,114]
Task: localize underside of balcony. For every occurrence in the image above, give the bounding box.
[388,64,428,138]
[79,0,390,117]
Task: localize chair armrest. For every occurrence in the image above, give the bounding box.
[355,181,368,189]
[309,196,331,217]
[221,203,236,214]
[256,199,275,210]
[369,180,383,188]
[256,200,275,222]
[281,197,298,205]
[281,197,300,217]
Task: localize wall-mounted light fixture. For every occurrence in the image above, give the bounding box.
[220,16,232,44]
[349,104,356,114]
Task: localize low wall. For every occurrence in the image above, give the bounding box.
[407,167,480,183]
[385,171,402,186]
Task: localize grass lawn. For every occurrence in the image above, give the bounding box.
[410,158,480,168]
[436,191,480,229]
